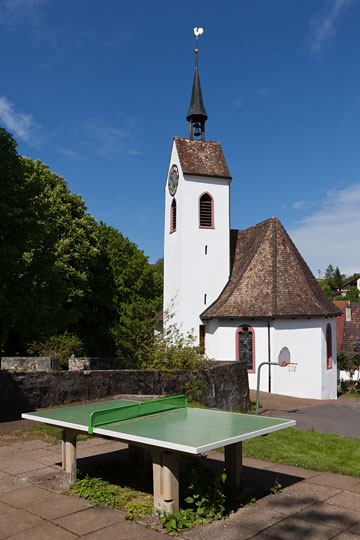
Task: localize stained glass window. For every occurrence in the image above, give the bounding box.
[238,326,254,372]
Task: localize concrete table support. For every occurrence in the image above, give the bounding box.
[224,441,243,490]
[62,428,78,484]
[151,448,179,515]
[128,444,147,467]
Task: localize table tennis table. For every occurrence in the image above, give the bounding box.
[22,395,295,514]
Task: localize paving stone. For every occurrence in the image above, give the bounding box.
[0,473,30,493]
[326,491,360,513]
[182,503,285,539]
[23,492,92,520]
[348,521,360,535]
[5,522,77,540]
[0,507,44,539]
[0,501,10,515]
[10,440,53,450]
[243,457,275,469]
[331,533,360,540]
[21,448,61,466]
[182,517,256,540]
[0,458,46,475]
[53,506,124,535]
[292,502,360,530]
[264,463,320,479]
[307,472,360,492]
[0,484,56,507]
[251,516,340,539]
[20,466,63,484]
[81,520,165,539]
[277,480,341,502]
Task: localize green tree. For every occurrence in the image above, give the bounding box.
[333,267,343,290]
[99,224,163,363]
[345,286,360,302]
[0,128,43,352]
[324,264,335,288]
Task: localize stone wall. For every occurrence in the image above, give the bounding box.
[1,356,59,372]
[68,356,124,370]
[0,361,249,421]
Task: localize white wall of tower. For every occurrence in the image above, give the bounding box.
[163,140,231,339]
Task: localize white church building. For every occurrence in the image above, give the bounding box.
[163,47,341,400]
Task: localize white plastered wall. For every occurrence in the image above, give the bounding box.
[204,317,337,399]
[163,140,231,339]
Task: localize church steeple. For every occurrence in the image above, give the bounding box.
[186,28,208,141]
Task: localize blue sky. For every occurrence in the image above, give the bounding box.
[1,0,360,277]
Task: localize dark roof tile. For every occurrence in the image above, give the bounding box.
[175,137,232,179]
[202,217,341,319]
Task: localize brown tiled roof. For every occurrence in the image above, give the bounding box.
[202,217,341,320]
[175,137,232,179]
[334,301,360,354]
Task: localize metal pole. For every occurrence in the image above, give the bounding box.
[256,362,284,415]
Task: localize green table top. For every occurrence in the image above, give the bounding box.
[22,399,295,454]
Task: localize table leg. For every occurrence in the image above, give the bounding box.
[151,448,179,515]
[224,441,243,490]
[61,428,78,484]
[128,444,147,466]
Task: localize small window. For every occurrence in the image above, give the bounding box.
[170,199,176,233]
[199,192,214,228]
[326,323,332,369]
[236,325,255,373]
[199,325,206,354]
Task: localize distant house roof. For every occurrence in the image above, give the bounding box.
[338,274,360,292]
[334,301,360,354]
[174,137,232,180]
[202,217,341,320]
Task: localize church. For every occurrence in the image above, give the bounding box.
[163,43,341,400]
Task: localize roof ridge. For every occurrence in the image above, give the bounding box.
[277,220,338,314]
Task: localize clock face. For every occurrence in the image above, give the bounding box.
[168,164,179,196]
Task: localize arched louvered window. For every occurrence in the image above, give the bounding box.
[170,199,176,233]
[326,323,332,369]
[199,192,214,228]
[236,325,255,373]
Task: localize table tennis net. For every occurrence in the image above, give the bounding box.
[88,395,187,434]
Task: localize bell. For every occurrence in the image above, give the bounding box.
[194,123,201,137]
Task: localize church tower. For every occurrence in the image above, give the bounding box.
[163,31,232,341]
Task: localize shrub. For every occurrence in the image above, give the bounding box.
[27,331,83,369]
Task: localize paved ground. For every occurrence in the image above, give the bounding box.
[251,391,360,440]
[1,393,360,538]
[0,431,359,539]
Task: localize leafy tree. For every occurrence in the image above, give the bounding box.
[99,224,163,363]
[324,264,335,287]
[333,267,343,290]
[338,342,360,391]
[0,128,162,359]
[345,286,360,302]
[0,128,43,352]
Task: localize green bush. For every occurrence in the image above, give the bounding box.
[27,331,83,369]
[137,310,210,370]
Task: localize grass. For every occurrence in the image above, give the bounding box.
[242,427,360,477]
[24,422,90,442]
[68,456,154,520]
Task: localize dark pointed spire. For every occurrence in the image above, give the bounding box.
[186,30,207,141]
